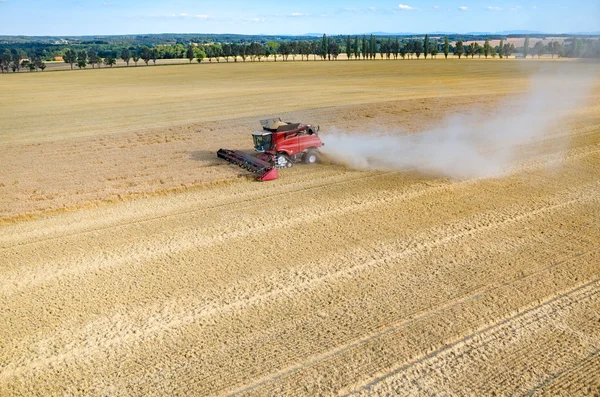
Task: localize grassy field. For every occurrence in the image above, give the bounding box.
[1,59,599,396]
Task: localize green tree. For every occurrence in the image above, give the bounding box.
[523,37,530,58]
[321,34,327,60]
[550,41,561,58]
[77,50,87,69]
[194,47,206,63]
[87,49,99,68]
[399,41,407,59]
[370,35,376,59]
[239,44,248,62]
[141,47,151,65]
[151,48,158,65]
[503,43,511,58]
[346,35,352,60]
[121,48,131,66]
[483,38,491,58]
[353,36,360,60]
[104,57,116,67]
[266,41,279,62]
[424,34,429,59]
[465,43,473,58]
[393,37,399,59]
[444,36,449,59]
[186,45,195,63]
[63,49,77,69]
[0,51,11,73]
[455,39,464,59]
[498,40,504,58]
[430,44,438,58]
[414,40,423,58]
[533,41,544,58]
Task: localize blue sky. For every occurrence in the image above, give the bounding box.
[0,1,598,36]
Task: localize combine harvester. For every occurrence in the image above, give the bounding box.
[217,118,323,181]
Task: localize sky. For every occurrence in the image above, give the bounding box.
[0,0,598,36]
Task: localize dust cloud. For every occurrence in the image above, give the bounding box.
[321,65,597,179]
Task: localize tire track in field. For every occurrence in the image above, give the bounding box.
[346,279,600,396]
[0,169,392,250]
[0,174,462,295]
[3,142,599,295]
[226,248,600,397]
[531,351,600,396]
[3,185,596,387]
[2,140,598,251]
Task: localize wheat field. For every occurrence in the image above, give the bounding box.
[1,59,599,396]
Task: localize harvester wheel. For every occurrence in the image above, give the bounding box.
[276,154,293,168]
[304,150,317,164]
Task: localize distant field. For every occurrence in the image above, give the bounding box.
[1,58,543,144]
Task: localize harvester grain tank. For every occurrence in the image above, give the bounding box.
[217,118,323,181]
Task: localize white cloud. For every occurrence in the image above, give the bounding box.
[532,5,537,9]
[458,6,468,11]
[244,17,265,23]
[397,4,414,10]
[487,6,501,11]
[433,5,439,9]
[179,13,187,17]
[368,6,376,11]
[290,12,308,17]
[195,14,210,19]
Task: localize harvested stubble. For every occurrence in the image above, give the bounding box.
[1,59,599,396]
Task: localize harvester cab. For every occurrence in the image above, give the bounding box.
[217,118,323,181]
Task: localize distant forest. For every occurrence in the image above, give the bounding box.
[1,33,599,72]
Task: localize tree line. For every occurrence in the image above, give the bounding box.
[2,34,599,73]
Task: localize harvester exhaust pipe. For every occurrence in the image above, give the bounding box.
[217,149,279,181]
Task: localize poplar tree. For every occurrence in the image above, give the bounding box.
[498,40,504,58]
[455,39,464,59]
[444,36,449,59]
[370,35,376,59]
[523,37,530,58]
[483,38,491,58]
[353,36,359,59]
[321,34,327,60]
[186,45,195,63]
[424,34,429,59]
[346,35,352,60]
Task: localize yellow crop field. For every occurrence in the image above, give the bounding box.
[1,59,599,396]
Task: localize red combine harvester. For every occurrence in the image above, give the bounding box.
[217,118,323,181]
